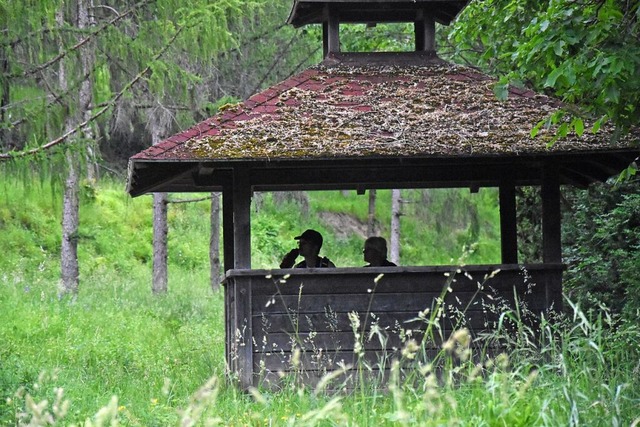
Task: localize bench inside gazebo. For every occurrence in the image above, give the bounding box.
[126,0,639,390]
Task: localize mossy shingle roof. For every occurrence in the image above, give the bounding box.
[127,53,639,196]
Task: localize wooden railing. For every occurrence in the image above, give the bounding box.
[223,264,564,389]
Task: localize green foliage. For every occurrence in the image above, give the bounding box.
[516,187,542,263]
[1,1,316,165]
[445,0,640,133]
[0,174,503,283]
[562,178,640,318]
[1,176,639,425]
[2,266,638,425]
[339,23,414,52]
[0,269,222,425]
[252,189,501,268]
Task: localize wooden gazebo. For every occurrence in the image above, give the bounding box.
[126,0,639,389]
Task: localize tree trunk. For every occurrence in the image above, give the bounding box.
[367,189,377,236]
[58,5,80,295]
[150,124,168,293]
[77,0,98,182]
[390,189,402,264]
[273,191,309,217]
[61,151,80,294]
[210,192,221,291]
[152,193,168,293]
[0,44,10,150]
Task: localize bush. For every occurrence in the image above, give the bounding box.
[562,178,640,319]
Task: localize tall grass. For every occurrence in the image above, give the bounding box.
[6,275,637,426]
[1,177,638,425]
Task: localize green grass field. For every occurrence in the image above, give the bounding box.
[1,177,638,425]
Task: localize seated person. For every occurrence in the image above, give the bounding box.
[363,236,397,267]
[280,229,336,268]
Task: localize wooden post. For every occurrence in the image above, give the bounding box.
[210,192,221,291]
[221,168,251,271]
[542,164,562,263]
[415,9,435,52]
[323,5,340,57]
[542,163,563,310]
[224,167,254,388]
[233,167,252,269]
[499,182,518,264]
[234,277,253,389]
[222,184,235,273]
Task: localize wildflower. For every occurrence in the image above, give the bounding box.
[419,363,432,376]
[451,328,470,348]
[291,347,301,369]
[348,311,360,329]
[401,339,419,360]
[496,353,509,370]
[353,340,363,356]
[442,338,455,353]
[468,363,483,382]
[118,405,126,412]
[150,398,158,405]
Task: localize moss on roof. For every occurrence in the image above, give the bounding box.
[153,61,637,162]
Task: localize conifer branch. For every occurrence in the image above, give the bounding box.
[0,25,184,161]
[249,31,300,96]
[7,0,152,79]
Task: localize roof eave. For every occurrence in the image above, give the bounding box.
[126,149,640,197]
[287,0,471,27]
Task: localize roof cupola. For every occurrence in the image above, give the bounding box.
[287,0,469,57]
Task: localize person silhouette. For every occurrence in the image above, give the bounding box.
[280,229,336,268]
[363,236,396,267]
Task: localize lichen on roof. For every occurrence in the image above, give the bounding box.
[177,62,635,161]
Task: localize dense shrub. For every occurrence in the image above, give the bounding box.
[562,178,640,319]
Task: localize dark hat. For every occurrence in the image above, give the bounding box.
[295,229,323,249]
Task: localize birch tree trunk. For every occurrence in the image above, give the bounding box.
[0,45,9,150]
[61,151,79,294]
[367,189,377,236]
[58,4,83,295]
[78,0,98,182]
[151,124,168,293]
[389,189,402,265]
[152,192,168,293]
[210,192,221,291]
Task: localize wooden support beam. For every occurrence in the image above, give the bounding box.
[222,184,235,273]
[542,164,562,263]
[233,167,252,269]
[499,182,518,264]
[234,277,253,389]
[414,9,435,52]
[323,5,340,57]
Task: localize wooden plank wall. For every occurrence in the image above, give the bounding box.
[224,265,563,390]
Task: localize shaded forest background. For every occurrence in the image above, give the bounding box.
[0,0,638,319]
